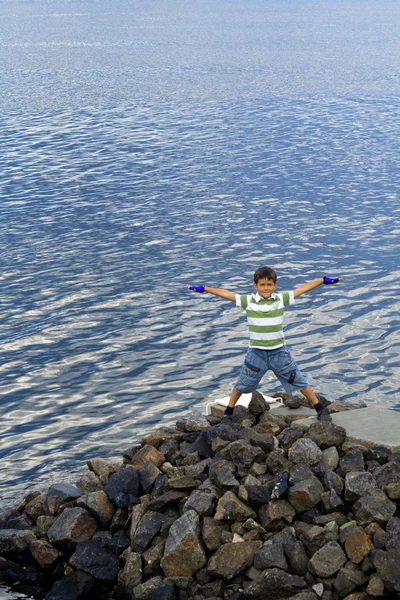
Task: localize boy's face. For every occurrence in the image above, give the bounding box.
[254,278,278,299]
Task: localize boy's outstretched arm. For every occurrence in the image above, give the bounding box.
[186,284,236,302]
[294,276,342,298]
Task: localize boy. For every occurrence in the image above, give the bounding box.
[186,266,342,421]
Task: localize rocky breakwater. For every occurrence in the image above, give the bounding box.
[1,393,400,600]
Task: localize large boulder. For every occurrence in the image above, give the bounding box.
[207,540,262,580]
[160,510,207,577]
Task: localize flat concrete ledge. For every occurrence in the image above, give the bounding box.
[292,407,400,452]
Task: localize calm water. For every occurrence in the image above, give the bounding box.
[1,0,400,594]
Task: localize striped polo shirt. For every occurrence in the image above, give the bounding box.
[235,291,295,350]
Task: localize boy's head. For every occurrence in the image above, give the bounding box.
[253,266,278,299]
[254,266,277,284]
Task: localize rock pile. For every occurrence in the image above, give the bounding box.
[1,393,399,600]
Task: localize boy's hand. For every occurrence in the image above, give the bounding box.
[323,276,342,285]
[186,285,205,293]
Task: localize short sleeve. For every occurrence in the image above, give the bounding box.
[281,291,295,307]
[236,294,249,309]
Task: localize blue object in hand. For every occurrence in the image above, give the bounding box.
[189,285,205,293]
[323,276,340,284]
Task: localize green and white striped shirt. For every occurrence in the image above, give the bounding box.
[235,291,295,350]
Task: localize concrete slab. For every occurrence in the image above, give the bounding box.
[293,408,400,452]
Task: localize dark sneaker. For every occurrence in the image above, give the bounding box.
[317,408,332,422]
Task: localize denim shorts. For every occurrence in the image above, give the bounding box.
[234,346,309,394]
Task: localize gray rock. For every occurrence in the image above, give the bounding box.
[214,491,256,521]
[143,540,165,577]
[259,500,296,531]
[133,576,164,600]
[244,567,306,599]
[44,570,95,600]
[248,391,270,414]
[320,489,344,513]
[36,515,57,537]
[279,427,304,452]
[76,472,103,493]
[117,549,143,596]
[210,465,239,489]
[289,439,322,466]
[353,489,396,526]
[344,471,378,501]
[47,482,82,501]
[0,529,36,554]
[308,541,347,578]
[105,466,140,508]
[305,422,346,449]
[339,449,365,474]
[183,490,217,516]
[227,439,265,468]
[147,491,188,511]
[254,541,288,571]
[76,490,114,527]
[333,565,369,597]
[168,476,199,490]
[289,463,315,487]
[134,512,168,554]
[373,549,400,592]
[244,430,276,453]
[69,540,119,580]
[47,507,98,552]
[288,477,325,512]
[384,516,400,553]
[201,517,229,551]
[161,510,207,577]
[176,412,209,432]
[366,572,385,597]
[320,447,340,471]
[374,460,400,489]
[138,462,162,494]
[207,540,262,580]
[323,470,344,495]
[285,540,309,576]
[266,450,291,475]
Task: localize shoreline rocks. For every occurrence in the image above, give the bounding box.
[1,394,399,600]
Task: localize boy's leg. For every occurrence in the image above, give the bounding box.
[301,386,331,420]
[224,388,242,416]
[300,386,319,406]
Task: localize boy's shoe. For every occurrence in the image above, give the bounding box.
[317,408,332,422]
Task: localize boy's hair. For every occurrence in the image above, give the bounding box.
[254,266,277,284]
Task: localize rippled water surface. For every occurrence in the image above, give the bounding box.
[0,1,400,584]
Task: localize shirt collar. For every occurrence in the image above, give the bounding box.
[253,292,278,302]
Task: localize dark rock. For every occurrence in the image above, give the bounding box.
[0,508,21,529]
[143,540,166,577]
[117,549,142,595]
[108,531,130,555]
[352,490,396,525]
[320,489,344,513]
[305,422,346,449]
[134,512,168,554]
[152,475,169,499]
[284,539,309,577]
[69,540,119,580]
[201,579,225,598]
[279,427,304,452]
[92,531,112,547]
[254,542,288,571]
[139,462,162,494]
[105,466,140,508]
[288,477,325,512]
[373,460,400,489]
[365,446,392,465]
[289,439,322,466]
[323,470,344,496]
[282,395,304,409]
[258,500,296,531]
[266,450,291,475]
[160,510,207,577]
[239,483,272,506]
[320,447,340,471]
[231,405,256,425]
[0,514,32,530]
[384,516,400,553]
[244,567,306,599]
[244,430,276,453]
[148,491,188,511]
[339,449,365,474]
[0,529,36,555]
[183,490,218,516]
[176,413,210,433]
[134,576,165,600]
[110,507,129,534]
[248,391,270,414]
[209,464,239,489]
[45,570,95,600]
[201,517,230,551]
[76,490,114,527]
[152,585,179,600]
[30,539,62,569]
[207,540,262,580]
[226,440,264,468]
[270,474,289,501]
[24,493,47,522]
[46,483,82,514]
[344,472,377,501]
[47,507,98,552]
[333,565,369,597]
[308,542,347,577]
[159,440,180,462]
[180,431,213,459]
[289,463,315,487]
[373,549,400,593]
